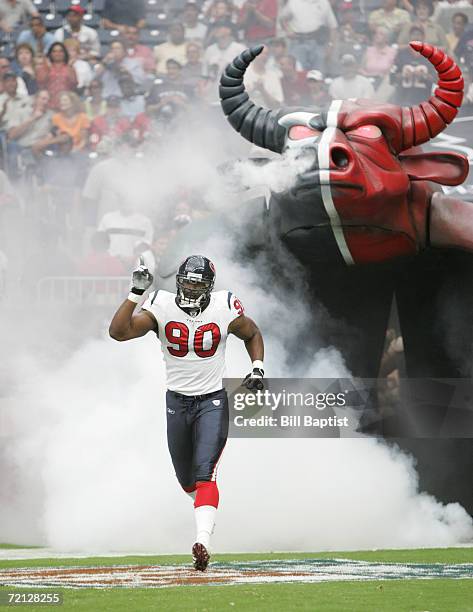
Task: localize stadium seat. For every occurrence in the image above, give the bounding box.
[83,13,101,28]
[98,28,121,44]
[168,0,188,12]
[92,0,106,12]
[43,13,64,29]
[139,28,166,45]
[55,0,88,12]
[0,42,15,58]
[0,30,12,43]
[33,0,51,11]
[145,12,163,28]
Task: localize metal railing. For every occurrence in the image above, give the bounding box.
[36,276,130,305]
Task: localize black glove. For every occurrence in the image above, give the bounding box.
[242,367,264,391]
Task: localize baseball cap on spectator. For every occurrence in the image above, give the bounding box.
[3,71,17,80]
[67,5,86,15]
[341,54,356,65]
[306,70,324,81]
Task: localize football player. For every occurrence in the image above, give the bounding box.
[109,255,264,570]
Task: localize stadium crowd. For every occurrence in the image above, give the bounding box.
[1,0,473,304]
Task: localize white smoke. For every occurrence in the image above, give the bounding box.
[1,118,472,553]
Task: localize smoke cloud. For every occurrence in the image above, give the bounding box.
[1,117,472,553]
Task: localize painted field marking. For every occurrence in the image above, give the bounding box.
[0,559,472,589]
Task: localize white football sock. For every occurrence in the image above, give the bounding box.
[194,505,217,549]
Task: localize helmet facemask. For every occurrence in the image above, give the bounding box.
[176,273,214,311]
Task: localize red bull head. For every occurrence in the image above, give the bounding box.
[219,43,469,265]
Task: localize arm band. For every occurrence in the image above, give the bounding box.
[127,293,141,304]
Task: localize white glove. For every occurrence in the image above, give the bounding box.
[131,256,153,295]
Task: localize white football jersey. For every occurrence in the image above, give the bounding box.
[142,289,244,395]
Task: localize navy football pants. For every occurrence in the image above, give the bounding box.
[165,388,229,489]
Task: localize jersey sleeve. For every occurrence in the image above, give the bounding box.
[225,291,245,323]
[141,289,160,322]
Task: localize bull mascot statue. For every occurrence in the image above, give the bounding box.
[219,42,473,514]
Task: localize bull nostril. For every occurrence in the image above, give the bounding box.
[331,148,350,169]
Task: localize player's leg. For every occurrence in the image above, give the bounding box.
[191,389,229,568]
[165,390,195,494]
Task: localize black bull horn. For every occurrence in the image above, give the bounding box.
[219,43,464,153]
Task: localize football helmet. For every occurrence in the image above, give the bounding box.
[176,255,216,312]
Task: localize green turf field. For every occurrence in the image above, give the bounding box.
[0,548,472,612]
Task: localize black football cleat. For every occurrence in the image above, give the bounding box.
[192,542,210,571]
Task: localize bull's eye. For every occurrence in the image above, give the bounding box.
[347,125,382,139]
[288,125,321,140]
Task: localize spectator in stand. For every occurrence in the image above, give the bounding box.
[12,43,37,95]
[203,22,245,76]
[85,78,107,120]
[279,0,337,72]
[94,40,145,98]
[446,12,468,56]
[97,197,154,263]
[182,2,207,42]
[0,56,27,96]
[390,25,435,103]
[303,69,331,108]
[361,27,397,84]
[0,72,32,132]
[118,75,145,119]
[7,89,52,153]
[0,0,38,33]
[54,5,101,60]
[146,59,193,118]
[266,37,302,75]
[155,22,188,75]
[36,42,78,109]
[82,140,126,223]
[368,0,411,43]
[51,91,90,151]
[90,96,131,150]
[398,0,447,47]
[278,54,308,105]
[181,42,204,88]
[239,0,277,43]
[76,231,127,276]
[64,39,93,93]
[205,0,235,47]
[30,120,72,157]
[6,89,52,174]
[124,25,155,73]
[432,0,472,22]
[331,2,368,70]
[243,46,283,106]
[0,167,20,268]
[102,0,146,32]
[17,15,54,54]
[329,53,375,99]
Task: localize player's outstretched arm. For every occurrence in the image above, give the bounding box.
[109,257,157,341]
[109,300,157,341]
[229,314,265,390]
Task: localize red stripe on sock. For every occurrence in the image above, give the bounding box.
[194,481,219,508]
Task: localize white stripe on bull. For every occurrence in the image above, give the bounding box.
[317,100,355,266]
